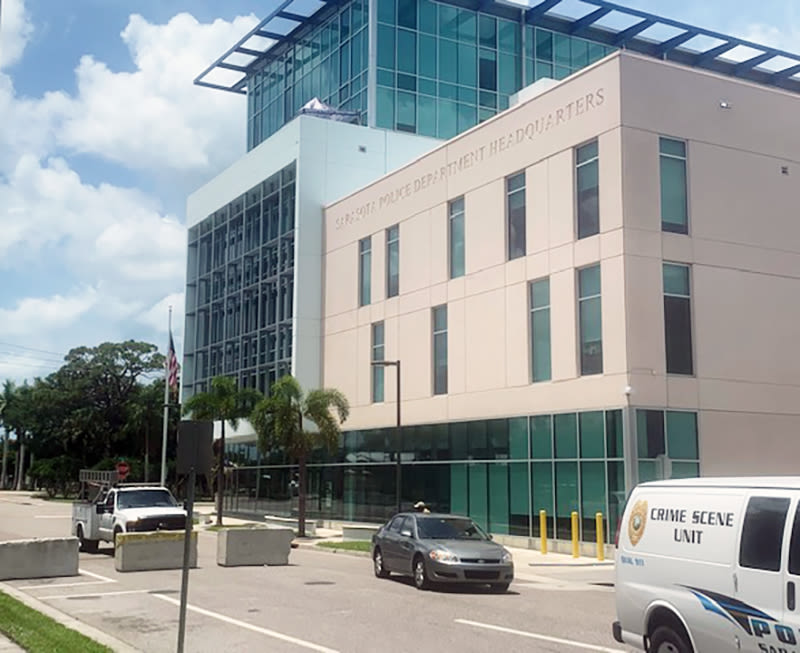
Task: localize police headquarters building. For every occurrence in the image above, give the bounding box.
[182,0,800,545]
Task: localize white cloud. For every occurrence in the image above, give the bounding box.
[136,292,186,337]
[0,288,98,337]
[57,12,259,174]
[0,0,33,69]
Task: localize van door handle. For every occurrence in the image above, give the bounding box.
[789,581,796,611]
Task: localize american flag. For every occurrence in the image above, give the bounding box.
[167,331,180,391]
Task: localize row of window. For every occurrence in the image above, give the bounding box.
[368,261,693,401]
[356,137,689,310]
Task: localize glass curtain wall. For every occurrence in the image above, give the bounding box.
[246,0,369,149]
[224,407,652,544]
[185,162,297,398]
[375,0,615,138]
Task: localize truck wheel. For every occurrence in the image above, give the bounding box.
[650,626,693,653]
[76,524,98,553]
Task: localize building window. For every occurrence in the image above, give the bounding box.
[372,322,385,403]
[529,278,551,382]
[433,305,448,395]
[506,171,526,260]
[449,197,465,279]
[660,137,688,234]
[576,140,599,239]
[663,263,693,375]
[359,236,371,306]
[578,264,602,375]
[386,225,399,298]
[636,410,699,481]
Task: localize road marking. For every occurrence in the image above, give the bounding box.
[79,569,117,583]
[17,569,116,590]
[153,594,340,653]
[38,589,152,600]
[455,619,627,652]
[20,580,111,590]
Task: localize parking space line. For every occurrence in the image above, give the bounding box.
[79,569,117,583]
[153,594,340,653]
[38,589,153,600]
[455,619,626,652]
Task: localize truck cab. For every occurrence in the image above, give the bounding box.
[72,471,187,552]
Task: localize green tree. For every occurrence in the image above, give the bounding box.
[251,375,349,537]
[124,380,165,483]
[182,376,262,526]
[3,383,35,490]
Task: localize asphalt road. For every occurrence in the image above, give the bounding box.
[0,493,634,653]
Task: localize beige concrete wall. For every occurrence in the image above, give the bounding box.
[618,54,800,474]
[323,56,627,429]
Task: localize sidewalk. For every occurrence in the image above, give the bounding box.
[0,633,24,652]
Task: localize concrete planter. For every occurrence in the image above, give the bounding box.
[217,527,294,567]
[0,537,79,580]
[115,531,197,572]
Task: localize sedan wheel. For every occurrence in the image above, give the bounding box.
[373,548,389,578]
[413,556,431,590]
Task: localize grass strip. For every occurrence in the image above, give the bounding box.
[0,590,112,653]
[316,540,371,552]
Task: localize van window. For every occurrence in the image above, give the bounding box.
[739,496,790,572]
[788,503,800,575]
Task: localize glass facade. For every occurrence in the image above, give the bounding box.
[246,0,369,149]
[224,407,637,543]
[372,322,385,402]
[529,278,551,382]
[576,140,599,239]
[506,171,526,260]
[184,161,297,397]
[663,263,693,375]
[660,137,688,234]
[578,264,602,375]
[637,409,700,481]
[386,225,400,297]
[359,236,372,306]
[375,0,614,137]
[432,304,448,395]
[448,196,465,278]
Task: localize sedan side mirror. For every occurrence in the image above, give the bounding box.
[400,529,413,538]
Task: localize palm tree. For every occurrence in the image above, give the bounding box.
[0,380,12,490]
[251,375,349,537]
[182,376,262,526]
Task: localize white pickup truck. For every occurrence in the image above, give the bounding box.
[72,485,187,552]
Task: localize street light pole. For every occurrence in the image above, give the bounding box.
[371,359,402,513]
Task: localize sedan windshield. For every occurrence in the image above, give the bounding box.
[416,517,488,540]
[117,489,177,510]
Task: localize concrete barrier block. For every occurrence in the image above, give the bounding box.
[0,537,79,580]
[342,525,379,541]
[263,515,316,536]
[115,531,197,572]
[217,527,294,567]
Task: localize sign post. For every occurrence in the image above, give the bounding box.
[115,461,130,482]
[175,420,213,653]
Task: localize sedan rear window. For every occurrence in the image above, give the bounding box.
[416,517,487,540]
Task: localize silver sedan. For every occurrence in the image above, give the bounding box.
[371,513,514,592]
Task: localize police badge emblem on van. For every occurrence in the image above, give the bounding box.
[628,500,648,546]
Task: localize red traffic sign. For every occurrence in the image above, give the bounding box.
[116,461,130,480]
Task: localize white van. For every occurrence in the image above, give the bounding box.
[613,477,800,653]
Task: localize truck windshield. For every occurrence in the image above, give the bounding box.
[117,490,177,510]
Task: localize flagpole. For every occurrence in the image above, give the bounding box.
[160,306,171,487]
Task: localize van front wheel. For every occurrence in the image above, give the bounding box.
[649,626,692,653]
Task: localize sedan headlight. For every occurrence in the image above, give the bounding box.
[428,549,459,564]
[501,549,513,563]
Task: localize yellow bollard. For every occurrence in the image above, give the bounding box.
[539,510,547,555]
[596,512,605,562]
[571,511,579,558]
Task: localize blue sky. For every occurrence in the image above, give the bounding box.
[0,0,797,384]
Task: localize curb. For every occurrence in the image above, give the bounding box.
[0,582,142,653]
